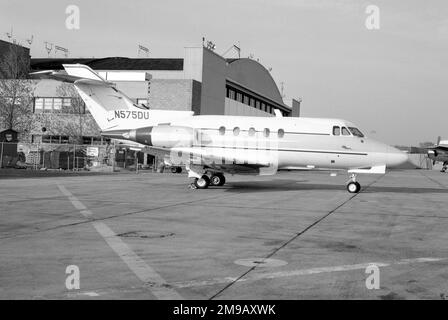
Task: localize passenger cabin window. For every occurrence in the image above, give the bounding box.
[333,126,340,136]
[278,129,285,138]
[248,127,256,136]
[348,127,364,138]
[219,126,226,135]
[341,127,351,136]
[264,128,270,137]
[233,127,240,136]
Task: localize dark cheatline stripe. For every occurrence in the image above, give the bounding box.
[196,145,368,156]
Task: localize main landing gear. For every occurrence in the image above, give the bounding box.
[190,172,226,189]
[346,173,361,193]
[441,162,447,173]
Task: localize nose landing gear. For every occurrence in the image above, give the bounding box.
[346,173,361,193]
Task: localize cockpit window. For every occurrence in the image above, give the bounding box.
[332,126,340,136]
[348,127,364,137]
[341,127,351,136]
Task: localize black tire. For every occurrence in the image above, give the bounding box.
[176,166,182,174]
[210,174,225,186]
[194,175,210,189]
[170,166,177,173]
[347,181,361,193]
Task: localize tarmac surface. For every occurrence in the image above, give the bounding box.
[1,169,448,300]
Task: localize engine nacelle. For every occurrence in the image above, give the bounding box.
[102,125,195,148]
[133,125,193,148]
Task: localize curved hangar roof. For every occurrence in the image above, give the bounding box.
[226,58,284,106]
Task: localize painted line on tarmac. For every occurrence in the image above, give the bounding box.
[171,257,447,289]
[57,184,183,300]
[419,171,447,189]
[208,174,386,299]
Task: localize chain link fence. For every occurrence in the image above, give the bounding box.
[0,142,113,171]
[0,141,165,173]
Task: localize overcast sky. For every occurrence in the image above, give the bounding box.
[1,0,447,145]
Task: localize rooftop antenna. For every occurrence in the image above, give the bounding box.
[138,44,149,57]
[26,35,33,46]
[55,45,69,57]
[221,44,241,59]
[6,27,13,40]
[44,42,53,57]
[202,37,216,51]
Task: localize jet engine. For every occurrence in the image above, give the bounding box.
[103,125,194,148]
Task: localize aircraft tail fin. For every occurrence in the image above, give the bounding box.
[31,64,193,132]
[63,64,146,131]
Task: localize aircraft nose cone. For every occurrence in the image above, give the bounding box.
[386,147,409,167]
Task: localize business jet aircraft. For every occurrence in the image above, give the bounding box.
[32,64,408,193]
[426,136,448,172]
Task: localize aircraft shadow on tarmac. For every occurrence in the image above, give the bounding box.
[223,179,448,194]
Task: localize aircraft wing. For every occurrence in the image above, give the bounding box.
[146,146,275,174]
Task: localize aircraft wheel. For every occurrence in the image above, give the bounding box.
[171,167,177,173]
[210,173,225,186]
[194,175,210,189]
[176,166,182,174]
[347,181,361,193]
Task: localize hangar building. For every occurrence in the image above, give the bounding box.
[28,46,301,144]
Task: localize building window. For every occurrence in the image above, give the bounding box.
[236,92,242,102]
[278,129,285,138]
[264,128,270,137]
[233,127,240,136]
[42,135,52,143]
[41,135,69,144]
[43,98,53,112]
[34,97,76,113]
[53,98,62,111]
[219,126,226,135]
[34,98,44,112]
[255,100,260,110]
[63,98,71,108]
[248,127,256,136]
[229,88,235,100]
[243,95,249,105]
[83,136,93,145]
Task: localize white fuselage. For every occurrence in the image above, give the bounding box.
[116,113,407,173]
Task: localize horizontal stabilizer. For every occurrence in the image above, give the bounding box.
[30,69,112,86]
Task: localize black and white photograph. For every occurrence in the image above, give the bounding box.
[0,0,447,312]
